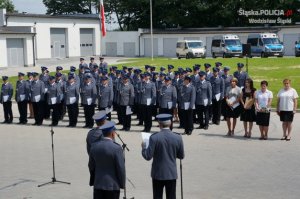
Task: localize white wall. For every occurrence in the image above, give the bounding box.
[7,16,101,59]
[0,34,34,68]
[102,31,140,56]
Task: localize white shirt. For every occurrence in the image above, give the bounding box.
[277,88,299,111]
[255,89,273,108]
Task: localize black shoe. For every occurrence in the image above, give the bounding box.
[32,123,37,125]
[120,127,126,131]
[7,121,12,124]
[186,131,192,135]
[22,121,28,125]
[197,126,204,129]
[137,122,143,126]
[17,122,23,124]
[37,123,42,126]
[204,126,208,130]
[83,125,89,128]
[125,128,130,131]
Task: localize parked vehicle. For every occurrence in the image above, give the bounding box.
[295,41,300,57]
[176,40,206,59]
[211,34,243,58]
[247,33,284,58]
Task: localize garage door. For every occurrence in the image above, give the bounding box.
[50,28,66,58]
[123,42,135,57]
[206,37,213,57]
[283,34,299,56]
[106,42,117,56]
[80,28,94,56]
[144,38,158,57]
[163,38,178,57]
[7,38,24,67]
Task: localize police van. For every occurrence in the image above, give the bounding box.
[295,40,300,57]
[247,33,284,58]
[176,40,206,59]
[211,34,243,58]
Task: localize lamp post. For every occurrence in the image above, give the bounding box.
[150,0,153,61]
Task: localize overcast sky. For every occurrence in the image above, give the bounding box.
[12,0,47,14]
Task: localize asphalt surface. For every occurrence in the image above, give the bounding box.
[0,104,300,199]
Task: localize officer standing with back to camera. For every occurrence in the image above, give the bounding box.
[86,111,107,155]
[140,72,156,132]
[31,72,45,126]
[65,74,80,127]
[142,114,185,199]
[15,72,30,124]
[81,74,97,128]
[89,121,125,199]
[118,74,134,131]
[1,76,13,124]
[98,76,114,120]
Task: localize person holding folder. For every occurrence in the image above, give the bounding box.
[1,76,13,124]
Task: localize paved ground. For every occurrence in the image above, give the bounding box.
[0,104,300,199]
[0,57,131,77]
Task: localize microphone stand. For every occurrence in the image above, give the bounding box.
[116,132,134,199]
[38,126,71,187]
[180,159,183,199]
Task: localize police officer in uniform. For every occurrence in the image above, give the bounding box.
[81,74,97,128]
[195,71,212,129]
[179,76,196,135]
[158,76,177,115]
[118,74,135,131]
[86,111,107,155]
[56,66,67,81]
[89,121,125,199]
[142,114,184,199]
[1,76,13,123]
[99,56,108,70]
[140,72,156,132]
[98,76,113,120]
[221,67,233,120]
[65,74,80,127]
[47,76,61,126]
[89,57,98,71]
[27,72,34,118]
[233,63,249,89]
[56,72,66,120]
[210,67,225,125]
[40,66,50,119]
[31,72,45,125]
[15,72,30,124]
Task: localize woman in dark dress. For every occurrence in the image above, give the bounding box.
[240,78,256,138]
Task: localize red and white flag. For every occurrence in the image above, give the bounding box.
[100,0,106,37]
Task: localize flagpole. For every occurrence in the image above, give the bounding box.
[150,0,153,61]
[99,0,102,57]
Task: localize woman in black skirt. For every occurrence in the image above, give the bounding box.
[240,78,256,138]
[225,78,242,136]
[255,81,273,140]
[276,79,298,141]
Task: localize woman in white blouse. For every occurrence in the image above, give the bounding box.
[276,79,298,141]
[255,81,273,140]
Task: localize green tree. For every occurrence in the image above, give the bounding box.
[0,0,14,13]
[43,0,97,15]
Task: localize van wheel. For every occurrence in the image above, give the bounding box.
[261,52,267,58]
[212,53,216,58]
[186,54,190,59]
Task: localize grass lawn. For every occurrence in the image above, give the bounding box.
[4,57,300,108]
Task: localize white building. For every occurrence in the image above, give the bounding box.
[0,8,101,68]
[102,26,300,58]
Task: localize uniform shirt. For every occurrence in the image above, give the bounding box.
[140,80,156,105]
[0,82,13,103]
[15,80,30,102]
[158,84,177,109]
[142,128,184,180]
[47,82,61,105]
[233,70,249,88]
[65,82,80,105]
[81,82,97,105]
[178,83,196,110]
[30,80,45,102]
[89,138,125,190]
[210,75,225,100]
[221,74,233,93]
[195,80,212,106]
[86,127,103,155]
[118,82,134,106]
[98,83,114,108]
[277,88,298,111]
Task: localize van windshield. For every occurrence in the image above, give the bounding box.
[262,38,281,44]
[187,42,203,48]
[224,40,241,46]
